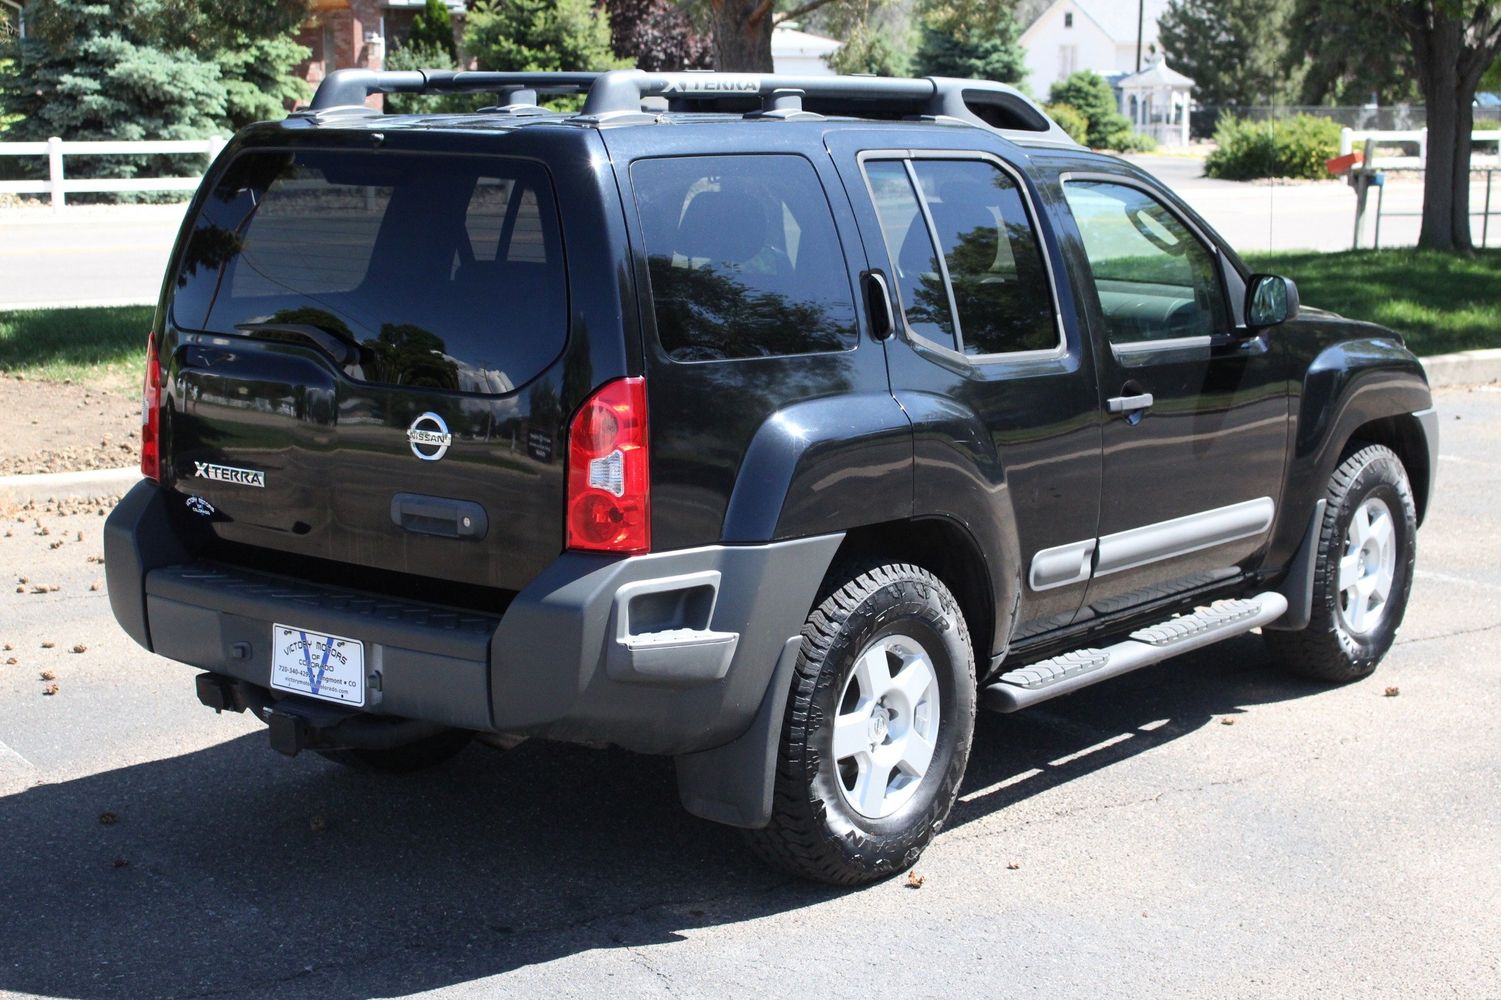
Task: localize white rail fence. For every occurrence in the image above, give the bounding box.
[1339,127,1501,170]
[0,136,228,212]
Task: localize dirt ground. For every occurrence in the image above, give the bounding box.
[0,376,139,476]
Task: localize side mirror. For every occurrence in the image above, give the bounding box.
[1246,273,1300,328]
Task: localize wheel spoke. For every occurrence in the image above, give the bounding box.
[850,646,891,701]
[1338,552,1363,593]
[896,727,935,779]
[1346,587,1368,631]
[832,710,871,761]
[1349,506,1372,546]
[854,754,892,815]
[891,655,936,710]
[1368,511,1394,553]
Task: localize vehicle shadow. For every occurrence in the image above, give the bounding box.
[0,634,1327,999]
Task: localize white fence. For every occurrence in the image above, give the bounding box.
[1339,127,1501,169]
[0,136,227,212]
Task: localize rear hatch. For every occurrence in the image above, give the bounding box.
[160,126,619,593]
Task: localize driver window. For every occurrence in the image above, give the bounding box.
[1062,180,1226,345]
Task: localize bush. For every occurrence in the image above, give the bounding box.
[1204,114,1342,180]
[1046,70,1147,151]
[1045,102,1089,144]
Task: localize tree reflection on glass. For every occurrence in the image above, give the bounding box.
[647,259,855,362]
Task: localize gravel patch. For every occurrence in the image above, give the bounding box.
[0,376,138,476]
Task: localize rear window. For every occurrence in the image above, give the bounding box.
[172,150,566,395]
[631,154,858,362]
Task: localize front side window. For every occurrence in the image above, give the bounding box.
[1062,179,1227,345]
[632,154,857,362]
[864,156,1059,357]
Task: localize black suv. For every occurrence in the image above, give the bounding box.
[105,69,1438,885]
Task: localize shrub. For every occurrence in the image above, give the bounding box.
[1204,114,1342,180]
[1045,102,1089,144]
[1046,70,1145,151]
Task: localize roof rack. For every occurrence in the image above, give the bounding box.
[305,69,1077,146]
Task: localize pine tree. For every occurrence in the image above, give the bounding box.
[406,0,459,63]
[1157,0,1293,106]
[464,0,630,73]
[913,0,1026,84]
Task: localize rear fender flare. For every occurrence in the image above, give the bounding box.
[720,392,914,543]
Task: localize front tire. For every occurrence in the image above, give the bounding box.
[1265,444,1417,682]
[746,563,976,886]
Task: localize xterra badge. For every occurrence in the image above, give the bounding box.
[407,412,452,461]
[194,462,265,487]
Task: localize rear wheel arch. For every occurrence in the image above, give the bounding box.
[824,518,998,672]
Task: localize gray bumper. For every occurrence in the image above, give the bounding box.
[105,480,840,756]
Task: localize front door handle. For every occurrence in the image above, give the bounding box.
[1106,392,1155,414]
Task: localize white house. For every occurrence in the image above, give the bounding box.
[771,24,842,77]
[1019,0,1174,99]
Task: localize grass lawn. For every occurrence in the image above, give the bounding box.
[0,248,1495,389]
[0,304,153,391]
[1244,248,1501,356]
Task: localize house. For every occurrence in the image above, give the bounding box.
[294,0,467,100]
[771,23,842,76]
[1019,0,1174,99]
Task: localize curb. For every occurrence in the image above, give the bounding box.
[1417,347,1501,389]
[0,349,1495,510]
[0,466,139,509]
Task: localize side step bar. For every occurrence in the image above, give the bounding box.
[982,592,1288,713]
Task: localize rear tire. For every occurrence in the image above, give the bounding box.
[745,563,976,886]
[1264,444,1417,682]
[315,728,473,773]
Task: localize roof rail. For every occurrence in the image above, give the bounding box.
[308,69,603,111]
[305,68,1078,146]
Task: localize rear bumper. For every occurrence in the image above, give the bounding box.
[105,480,840,755]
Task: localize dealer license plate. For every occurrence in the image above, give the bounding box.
[270,624,365,706]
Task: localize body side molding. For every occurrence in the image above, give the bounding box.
[1094,497,1276,578]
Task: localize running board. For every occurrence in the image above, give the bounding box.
[982,592,1288,713]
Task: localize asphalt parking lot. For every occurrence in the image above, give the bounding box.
[0,385,1497,999]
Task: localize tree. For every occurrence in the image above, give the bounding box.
[607,0,714,71]
[1383,1,1501,250]
[465,0,630,73]
[1282,0,1418,105]
[913,0,1026,83]
[406,0,460,63]
[1158,0,1293,105]
[0,0,308,145]
[810,0,912,76]
[1049,70,1134,148]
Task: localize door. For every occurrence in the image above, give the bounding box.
[1059,174,1289,621]
[827,132,1104,646]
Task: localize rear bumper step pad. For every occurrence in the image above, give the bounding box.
[983,593,1288,713]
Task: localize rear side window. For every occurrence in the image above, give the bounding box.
[172,150,567,395]
[632,154,857,362]
[864,156,1058,357]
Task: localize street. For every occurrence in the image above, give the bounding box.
[0,385,1496,999]
[2,156,1496,312]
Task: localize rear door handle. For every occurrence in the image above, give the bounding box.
[390,493,487,540]
[1106,392,1154,414]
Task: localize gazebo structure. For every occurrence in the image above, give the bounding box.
[1116,56,1195,147]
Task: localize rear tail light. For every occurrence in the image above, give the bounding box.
[567,377,649,553]
[141,331,161,481]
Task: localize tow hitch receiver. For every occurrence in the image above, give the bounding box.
[194,672,452,758]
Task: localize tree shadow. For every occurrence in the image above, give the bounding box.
[0,634,1327,999]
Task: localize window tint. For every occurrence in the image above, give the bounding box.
[1062,180,1227,344]
[632,155,857,362]
[911,159,1058,355]
[864,159,957,351]
[174,150,567,395]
